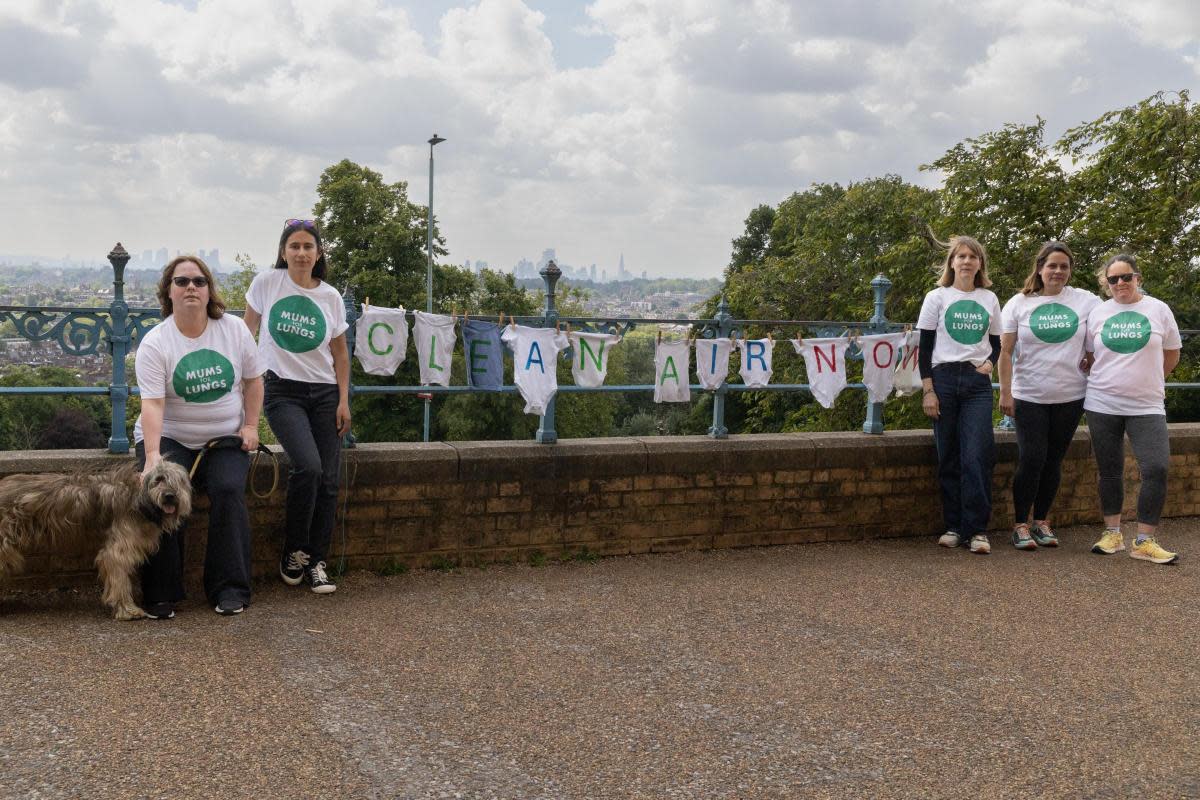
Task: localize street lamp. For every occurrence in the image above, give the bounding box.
[423,134,445,442]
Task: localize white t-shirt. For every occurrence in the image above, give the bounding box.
[916,286,1002,367]
[654,340,691,403]
[501,325,570,416]
[245,269,348,384]
[1084,295,1182,416]
[133,314,264,449]
[1001,286,1101,404]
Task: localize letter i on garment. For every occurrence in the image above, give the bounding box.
[695,338,733,390]
[355,305,409,376]
[413,311,456,386]
[502,324,570,415]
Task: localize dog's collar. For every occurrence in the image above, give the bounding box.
[137,495,165,526]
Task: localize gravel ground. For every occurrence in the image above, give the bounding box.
[2,518,1199,800]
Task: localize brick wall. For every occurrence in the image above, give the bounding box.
[3,424,1200,589]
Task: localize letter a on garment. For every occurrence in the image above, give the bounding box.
[737,338,774,388]
[569,331,621,388]
[501,324,570,415]
[413,311,456,387]
[859,332,907,404]
[695,337,733,390]
[654,340,691,402]
[792,337,851,409]
[461,319,504,390]
[355,305,409,376]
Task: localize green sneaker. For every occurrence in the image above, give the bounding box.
[1011,524,1037,551]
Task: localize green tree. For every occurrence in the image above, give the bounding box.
[727,204,776,274]
[222,252,259,310]
[0,365,109,451]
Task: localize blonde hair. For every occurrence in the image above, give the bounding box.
[936,235,992,288]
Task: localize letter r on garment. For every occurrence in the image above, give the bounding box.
[747,341,767,370]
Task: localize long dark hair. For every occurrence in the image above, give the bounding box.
[1021,241,1074,295]
[274,219,328,281]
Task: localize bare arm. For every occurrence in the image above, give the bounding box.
[998,332,1017,416]
[241,376,263,451]
[1165,348,1181,377]
[331,333,352,436]
[243,307,261,338]
[140,397,165,475]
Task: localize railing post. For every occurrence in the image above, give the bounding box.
[862,273,892,435]
[536,259,561,444]
[107,243,131,454]
[341,285,358,448]
[708,296,732,439]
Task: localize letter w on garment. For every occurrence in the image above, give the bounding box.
[737,338,774,388]
[654,340,691,403]
[695,337,732,390]
[792,337,851,409]
[355,305,409,376]
[413,311,456,386]
[859,332,907,404]
[569,331,621,388]
[501,324,569,415]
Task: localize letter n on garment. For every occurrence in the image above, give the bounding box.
[461,319,504,390]
[569,331,621,388]
[858,332,906,404]
[654,340,691,402]
[355,305,409,376]
[501,324,569,415]
[414,311,456,386]
[791,337,850,408]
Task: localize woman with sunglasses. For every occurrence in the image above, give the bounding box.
[918,235,1003,555]
[134,255,264,617]
[1084,254,1182,564]
[243,219,350,594]
[998,242,1100,550]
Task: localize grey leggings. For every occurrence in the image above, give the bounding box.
[1086,410,1170,526]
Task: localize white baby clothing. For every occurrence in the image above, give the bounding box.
[858,332,907,404]
[793,337,851,409]
[502,324,570,415]
[413,311,456,386]
[695,337,733,390]
[569,331,622,388]
[355,305,408,376]
[654,340,691,403]
[737,338,774,388]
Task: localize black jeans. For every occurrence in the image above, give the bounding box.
[931,363,996,537]
[264,373,341,563]
[136,438,252,607]
[1011,398,1085,524]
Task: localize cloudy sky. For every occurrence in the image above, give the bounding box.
[0,0,1196,278]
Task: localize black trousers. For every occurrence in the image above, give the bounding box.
[263,373,341,564]
[137,438,252,607]
[1011,398,1084,524]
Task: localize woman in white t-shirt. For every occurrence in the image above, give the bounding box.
[998,242,1100,550]
[134,255,264,618]
[917,236,1002,555]
[1084,254,1182,565]
[244,219,350,594]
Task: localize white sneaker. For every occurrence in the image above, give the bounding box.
[938,532,962,548]
[969,534,991,555]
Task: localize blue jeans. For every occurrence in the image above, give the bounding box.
[932,363,996,537]
[264,373,341,564]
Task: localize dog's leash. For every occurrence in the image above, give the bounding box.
[189,435,280,499]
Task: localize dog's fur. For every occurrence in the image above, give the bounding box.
[0,460,192,619]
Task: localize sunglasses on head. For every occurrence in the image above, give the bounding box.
[172,275,209,288]
[285,218,318,230]
[1106,272,1139,285]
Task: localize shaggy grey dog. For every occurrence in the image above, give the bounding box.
[0,460,192,619]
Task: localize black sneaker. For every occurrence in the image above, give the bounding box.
[306,561,337,595]
[214,598,245,616]
[143,602,175,620]
[280,550,309,586]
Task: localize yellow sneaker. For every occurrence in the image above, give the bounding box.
[1129,537,1179,565]
[1091,529,1125,555]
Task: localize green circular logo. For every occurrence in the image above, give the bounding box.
[945,300,989,344]
[1101,311,1151,354]
[267,295,326,353]
[1028,303,1079,344]
[172,349,235,404]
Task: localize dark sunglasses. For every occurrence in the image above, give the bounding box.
[1106,272,1139,285]
[172,276,209,288]
[285,218,318,230]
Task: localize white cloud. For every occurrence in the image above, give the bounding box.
[0,0,1195,277]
